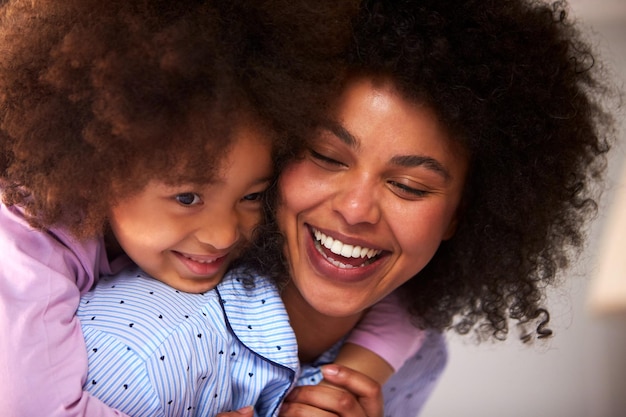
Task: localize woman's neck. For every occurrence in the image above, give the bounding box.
[281,281,363,363]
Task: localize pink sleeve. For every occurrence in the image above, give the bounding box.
[0,204,128,417]
[346,291,426,371]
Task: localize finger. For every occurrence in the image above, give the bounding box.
[216,405,254,417]
[283,385,367,417]
[279,399,338,417]
[321,365,383,417]
[321,365,382,400]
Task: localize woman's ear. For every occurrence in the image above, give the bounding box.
[442,216,459,241]
[442,196,468,240]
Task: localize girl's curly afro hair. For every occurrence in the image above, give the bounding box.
[0,0,357,239]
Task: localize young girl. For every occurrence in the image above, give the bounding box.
[0,1,425,416]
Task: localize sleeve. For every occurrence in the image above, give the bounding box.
[0,205,128,417]
[382,329,448,417]
[346,292,426,370]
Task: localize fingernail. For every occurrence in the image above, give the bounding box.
[322,364,339,376]
[236,406,253,414]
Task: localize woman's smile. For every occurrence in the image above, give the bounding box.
[305,224,391,283]
[312,226,384,266]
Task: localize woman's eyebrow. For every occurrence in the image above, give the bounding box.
[323,120,451,180]
[390,155,451,180]
[323,121,360,149]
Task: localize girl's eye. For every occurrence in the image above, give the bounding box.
[388,181,430,199]
[242,191,264,202]
[175,193,202,206]
[309,148,345,168]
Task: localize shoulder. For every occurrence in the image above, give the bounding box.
[217,267,282,308]
[0,201,101,292]
[79,268,226,357]
[382,330,448,416]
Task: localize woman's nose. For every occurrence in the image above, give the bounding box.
[331,177,381,226]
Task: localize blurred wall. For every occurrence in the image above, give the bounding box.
[421,1,626,416]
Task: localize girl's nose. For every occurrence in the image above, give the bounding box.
[196,211,241,251]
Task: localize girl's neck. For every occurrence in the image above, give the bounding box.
[103,227,124,262]
[281,281,363,363]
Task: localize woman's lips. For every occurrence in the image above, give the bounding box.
[313,227,382,264]
[305,225,389,281]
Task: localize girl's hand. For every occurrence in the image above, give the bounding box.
[216,406,254,417]
[279,364,383,417]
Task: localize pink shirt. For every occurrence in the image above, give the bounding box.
[348,292,426,371]
[0,203,131,417]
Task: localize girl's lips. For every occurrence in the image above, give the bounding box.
[305,225,389,281]
[173,251,229,277]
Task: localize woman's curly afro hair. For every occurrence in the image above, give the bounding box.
[355,0,614,341]
[0,0,357,239]
[245,0,615,342]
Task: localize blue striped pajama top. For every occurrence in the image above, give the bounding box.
[78,267,299,417]
[78,266,447,417]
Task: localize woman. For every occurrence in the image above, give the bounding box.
[257,0,614,415]
[275,75,460,417]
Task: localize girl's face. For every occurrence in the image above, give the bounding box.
[108,126,272,294]
[278,77,469,319]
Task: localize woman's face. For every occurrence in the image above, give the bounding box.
[278,77,469,319]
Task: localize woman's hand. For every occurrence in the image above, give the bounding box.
[279,364,383,417]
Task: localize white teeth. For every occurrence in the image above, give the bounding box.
[183,254,216,264]
[328,257,353,269]
[331,240,343,255]
[312,228,382,260]
[341,244,354,258]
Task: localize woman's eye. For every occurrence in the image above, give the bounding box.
[309,148,345,168]
[388,181,429,199]
[175,193,202,206]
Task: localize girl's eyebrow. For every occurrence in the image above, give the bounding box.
[323,120,451,181]
[253,176,273,185]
